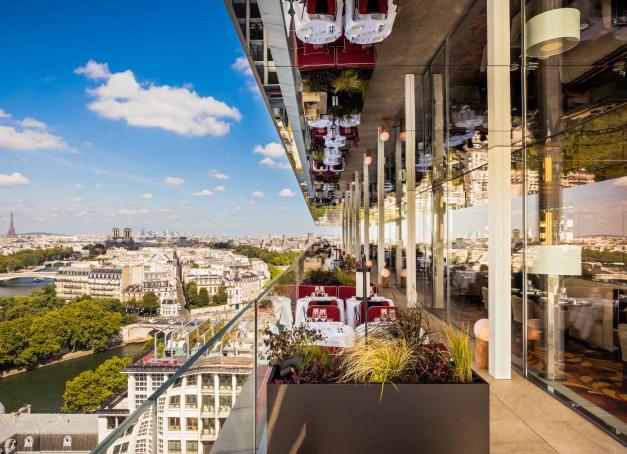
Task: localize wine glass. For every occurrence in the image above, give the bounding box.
[312,307,320,322]
[320,308,327,323]
[380,308,388,322]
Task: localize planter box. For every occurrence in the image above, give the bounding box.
[267,368,489,454]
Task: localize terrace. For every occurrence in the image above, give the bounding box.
[93,0,626,452]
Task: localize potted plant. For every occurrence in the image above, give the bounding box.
[265,308,489,454]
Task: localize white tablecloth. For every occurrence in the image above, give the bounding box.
[298,321,355,347]
[295,296,345,324]
[345,296,394,328]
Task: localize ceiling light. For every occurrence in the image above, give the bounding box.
[526,8,580,58]
[379,118,390,142]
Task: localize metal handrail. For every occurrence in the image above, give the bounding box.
[92,253,305,453]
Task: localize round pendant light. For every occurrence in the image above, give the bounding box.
[526,8,580,58]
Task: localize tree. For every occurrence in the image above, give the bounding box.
[61,356,131,413]
[213,284,228,305]
[196,288,210,307]
[186,282,199,307]
[142,292,159,315]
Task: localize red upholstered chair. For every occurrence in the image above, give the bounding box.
[367,305,397,321]
[306,0,337,15]
[307,305,341,322]
[336,38,376,69]
[357,0,388,14]
[360,300,390,323]
[338,285,357,300]
[298,285,318,299]
[323,286,338,297]
[296,40,336,71]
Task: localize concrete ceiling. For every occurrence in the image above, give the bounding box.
[340,0,473,190]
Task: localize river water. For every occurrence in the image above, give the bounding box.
[0,277,144,413]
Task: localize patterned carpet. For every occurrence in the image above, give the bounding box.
[521,339,627,423]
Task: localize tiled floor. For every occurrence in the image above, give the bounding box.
[378,282,626,453]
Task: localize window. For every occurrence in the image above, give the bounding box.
[152,373,165,390]
[168,417,180,431]
[167,440,181,453]
[219,396,231,412]
[186,441,198,453]
[219,376,232,391]
[201,374,212,389]
[186,417,198,431]
[186,375,197,386]
[169,395,180,408]
[120,443,129,453]
[107,416,117,430]
[201,418,215,435]
[185,394,197,408]
[173,377,182,388]
[135,374,147,391]
[202,395,214,412]
[135,394,146,408]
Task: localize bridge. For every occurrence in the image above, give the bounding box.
[0,271,58,282]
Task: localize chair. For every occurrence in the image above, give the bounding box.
[322,286,338,297]
[307,305,341,322]
[367,305,396,321]
[360,300,390,323]
[338,285,357,300]
[298,285,318,299]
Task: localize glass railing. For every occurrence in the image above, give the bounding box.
[93,250,306,454]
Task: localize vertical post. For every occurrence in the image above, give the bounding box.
[354,171,361,260]
[340,199,345,251]
[405,75,417,306]
[395,128,403,286]
[488,0,512,379]
[346,190,352,256]
[377,127,385,286]
[363,156,370,260]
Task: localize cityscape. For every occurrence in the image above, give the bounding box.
[1,1,626,454]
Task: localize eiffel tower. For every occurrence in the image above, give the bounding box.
[7,212,16,237]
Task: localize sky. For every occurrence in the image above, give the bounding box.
[0,0,314,236]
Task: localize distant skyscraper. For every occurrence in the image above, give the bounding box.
[7,212,16,237]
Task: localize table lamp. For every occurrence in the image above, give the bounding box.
[527,245,581,380]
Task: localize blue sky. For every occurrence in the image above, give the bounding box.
[0,0,314,236]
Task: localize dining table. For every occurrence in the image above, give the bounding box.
[345,296,394,328]
[298,321,356,347]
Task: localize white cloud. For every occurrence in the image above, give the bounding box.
[278,188,295,197]
[254,142,290,169]
[74,60,111,80]
[76,60,241,137]
[180,200,189,205]
[209,169,229,180]
[254,142,284,159]
[163,176,185,186]
[118,208,150,216]
[193,189,213,197]
[251,190,264,198]
[258,157,291,169]
[231,56,253,76]
[234,206,242,211]
[70,196,84,203]
[141,193,154,199]
[214,185,226,192]
[0,172,30,187]
[18,117,46,129]
[95,183,104,188]
[0,109,72,152]
[74,183,84,190]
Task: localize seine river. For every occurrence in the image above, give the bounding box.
[0,277,144,413]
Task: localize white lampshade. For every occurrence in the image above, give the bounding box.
[474,318,489,341]
[379,130,390,142]
[381,268,390,278]
[527,245,582,276]
[526,8,580,58]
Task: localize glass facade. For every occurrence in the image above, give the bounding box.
[417,0,627,438]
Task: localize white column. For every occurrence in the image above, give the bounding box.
[377,128,385,285]
[354,172,361,259]
[405,74,417,306]
[346,190,352,255]
[363,157,370,260]
[340,199,345,251]
[395,129,403,285]
[488,0,512,379]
